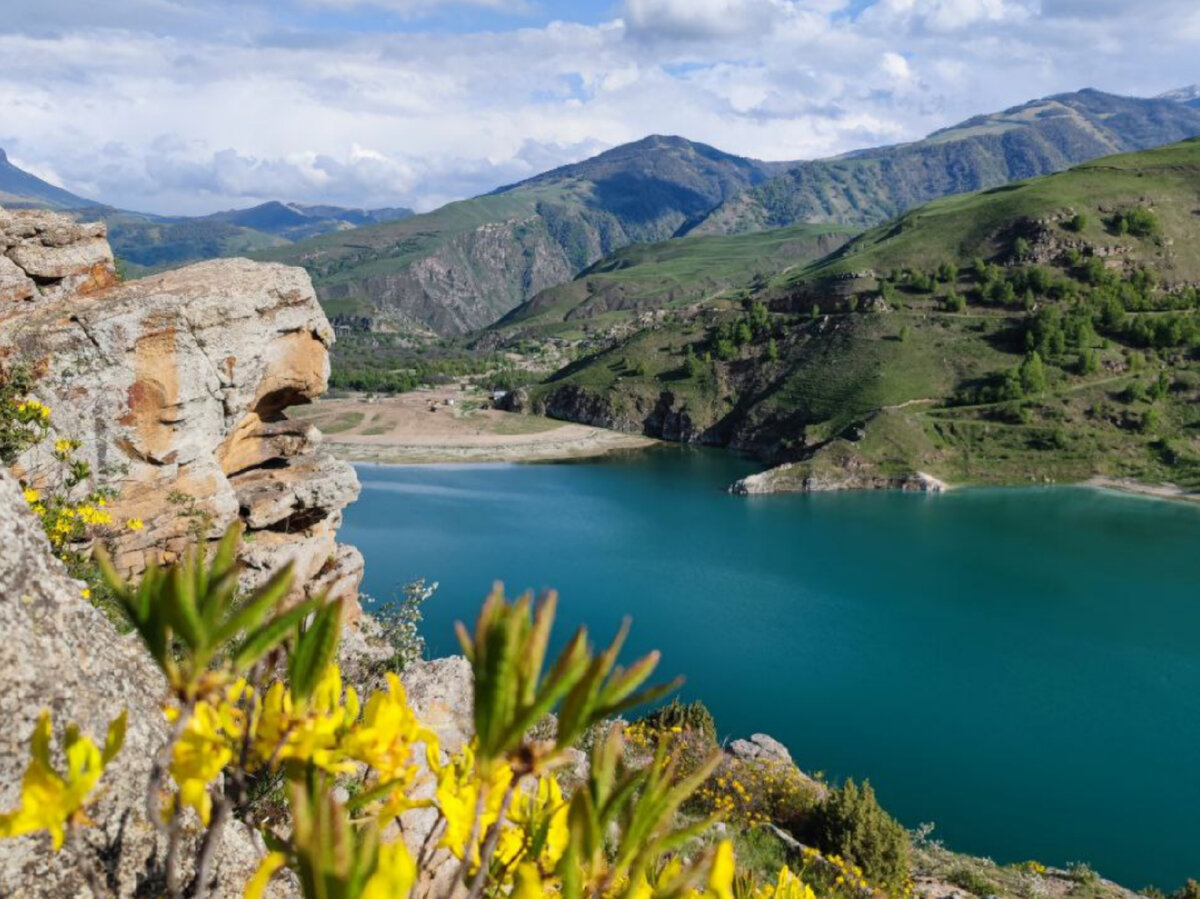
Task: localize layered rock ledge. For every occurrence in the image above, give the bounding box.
[0,205,362,605]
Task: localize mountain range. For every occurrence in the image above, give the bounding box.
[260,88,1200,334]
[4,87,1200,339]
[0,149,412,274]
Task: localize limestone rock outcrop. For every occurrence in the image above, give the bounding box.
[0,206,362,606]
[0,207,118,306]
[0,469,294,898]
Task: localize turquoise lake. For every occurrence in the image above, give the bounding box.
[341,449,1200,889]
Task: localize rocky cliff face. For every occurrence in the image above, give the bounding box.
[318,214,579,335]
[0,205,362,607]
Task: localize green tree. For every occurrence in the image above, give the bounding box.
[898,325,911,343]
[766,338,780,363]
[811,779,910,897]
[1019,351,1047,395]
[1077,349,1100,375]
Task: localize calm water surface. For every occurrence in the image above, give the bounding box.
[342,449,1200,889]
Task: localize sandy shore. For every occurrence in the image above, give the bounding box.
[291,389,656,464]
[1084,476,1200,504]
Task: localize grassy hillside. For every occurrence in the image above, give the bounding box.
[491,223,858,340]
[258,136,786,334]
[690,90,1200,236]
[521,139,1200,492]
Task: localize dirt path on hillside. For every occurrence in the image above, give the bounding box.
[290,388,657,464]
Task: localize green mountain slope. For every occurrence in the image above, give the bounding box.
[690,89,1200,236]
[521,139,1200,493]
[258,136,789,335]
[489,223,858,341]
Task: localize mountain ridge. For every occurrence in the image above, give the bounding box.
[685,88,1200,236]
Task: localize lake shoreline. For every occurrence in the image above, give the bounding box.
[292,391,658,465]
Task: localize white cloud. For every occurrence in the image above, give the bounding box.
[622,0,794,40]
[0,1,1197,214]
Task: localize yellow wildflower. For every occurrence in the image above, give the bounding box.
[0,709,125,850]
[511,863,546,899]
[22,488,39,504]
[53,439,74,456]
[706,840,735,899]
[126,518,145,531]
[436,741,514,865]
[360,841,417,899]
[244,851,288,899]
[80,588,91,600]
[167,682,247,824]
[253,666,357,774]
[343,672,439,817]
[496,774,569,871]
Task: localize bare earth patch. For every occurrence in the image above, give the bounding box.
[291,387,656,464]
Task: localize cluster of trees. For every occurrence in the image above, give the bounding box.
[330,336,519,394]
[1108,206,1160,239]
[710,301,772,362]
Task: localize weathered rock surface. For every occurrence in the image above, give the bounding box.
[0,207,118,307]
[0,206,362,606]
[728,733,794,765]
[397,657,476,899]
[731,464,948,496]
[0,470,294,898]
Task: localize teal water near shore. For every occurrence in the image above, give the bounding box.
[342,449,1200,889]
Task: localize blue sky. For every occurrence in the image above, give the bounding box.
[1,0,1196,215]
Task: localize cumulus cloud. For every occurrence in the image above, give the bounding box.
[0,0,1196,214]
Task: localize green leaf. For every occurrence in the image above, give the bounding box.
[164,563,204,651]
[212,562,294,648]
[231,598,320,671]
[290,598,342,702]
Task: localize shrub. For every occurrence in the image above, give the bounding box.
[1110,207,1159,239]
[638,697,717,741]
[693,756,818,829]
[364,578,436,673]
[948,865,998,896]
[1172,879,1200,899]
[809,779,910,897]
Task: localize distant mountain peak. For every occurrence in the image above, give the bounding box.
[1158,85,1200,104]
[0,148,8,163]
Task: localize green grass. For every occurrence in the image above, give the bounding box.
[497,224,857,338]
[794,138,1200,288]
[314,411,365,434]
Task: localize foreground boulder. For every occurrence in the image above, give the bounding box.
[0,470,293,898]
[0,206,362,606]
